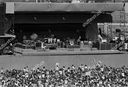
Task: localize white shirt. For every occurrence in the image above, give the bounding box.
[113,36,119,41]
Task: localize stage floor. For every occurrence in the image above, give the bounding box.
[14,48,124,56]
[0,49,127,70]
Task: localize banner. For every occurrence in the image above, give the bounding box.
[6,2,14,14]
[125,3,128,13]
[14,3,124,12]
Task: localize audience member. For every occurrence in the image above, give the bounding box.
[0,62,128,87]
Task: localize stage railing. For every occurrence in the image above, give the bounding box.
[0,0,127,3]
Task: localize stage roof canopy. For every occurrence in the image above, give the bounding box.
[6,2,124,13]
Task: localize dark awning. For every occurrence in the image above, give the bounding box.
[14,12,112,24]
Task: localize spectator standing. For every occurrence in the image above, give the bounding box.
[80,0,87,3]
[72,0,80,3]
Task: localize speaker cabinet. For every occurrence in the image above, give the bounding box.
[0,2,6,35]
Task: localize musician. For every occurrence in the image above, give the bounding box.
[69,39,75,46]
[98,34,103,42]
[120,34,125,41]
[22,35,27,43]
[98,28,107,43]
[65,37,75,47]
[29,33,38,49]
[77,36,81,45]
[111,29,121,43]
[124,38,128,51]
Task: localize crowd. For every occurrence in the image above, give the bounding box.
[18,0,120,3]
[36,0,91,3]
[1,0,125,3]
[0,62,128,87]
[9,0,103,3]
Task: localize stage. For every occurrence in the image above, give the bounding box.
[14,48,124,56]
[0,2,127,70]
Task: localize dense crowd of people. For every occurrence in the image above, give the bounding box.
[0,62,128,87]
[2,0,125,3]
[1,0,110,3]
[36,0,92,3]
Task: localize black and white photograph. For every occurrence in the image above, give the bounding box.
[0,0,128,86]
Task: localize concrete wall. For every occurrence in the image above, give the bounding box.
[0,54,127,70]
